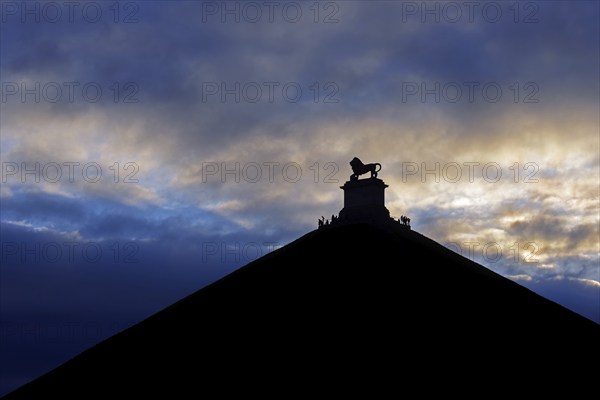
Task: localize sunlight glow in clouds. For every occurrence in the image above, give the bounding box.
[2,2,598,286]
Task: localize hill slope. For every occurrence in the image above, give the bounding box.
[5,223,599,397]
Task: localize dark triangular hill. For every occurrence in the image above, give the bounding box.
[4,224,599,397]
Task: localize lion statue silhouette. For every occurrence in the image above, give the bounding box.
[349,157,381,180]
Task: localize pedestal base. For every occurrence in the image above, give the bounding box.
[338,178,392,225]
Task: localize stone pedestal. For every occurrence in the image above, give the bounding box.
[338,178,391,224]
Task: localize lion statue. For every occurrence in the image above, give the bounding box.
[349,157,381,180]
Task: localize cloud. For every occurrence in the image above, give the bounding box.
[507,274,533,282]
[519,277,600,323]
[2,0,597,289]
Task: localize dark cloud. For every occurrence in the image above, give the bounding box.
[1,189,88,230]
[508,214,598,253]
[520,278,600,324]
[3,1,598,154]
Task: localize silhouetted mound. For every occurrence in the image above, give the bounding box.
[5,224,599,397]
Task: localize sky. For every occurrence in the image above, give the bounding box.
[1,0,599,395]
